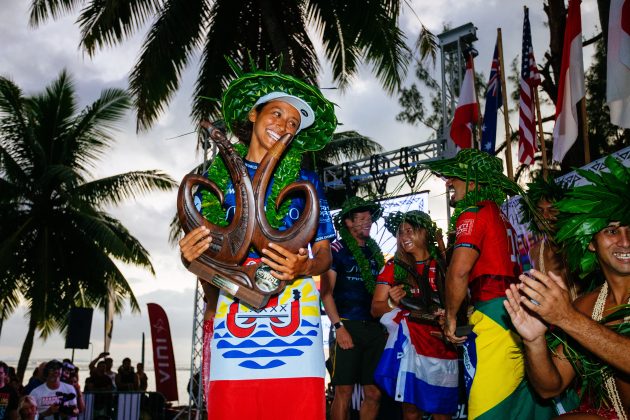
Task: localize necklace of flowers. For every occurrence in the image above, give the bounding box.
[200,143,302,228]
[338,226,384,294]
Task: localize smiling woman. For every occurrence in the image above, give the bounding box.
[177,65,337,419]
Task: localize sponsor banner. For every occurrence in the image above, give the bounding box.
[147,303,178,401]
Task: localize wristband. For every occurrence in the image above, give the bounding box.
[333,321,344,330]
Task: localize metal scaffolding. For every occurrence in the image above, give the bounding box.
[320,139,444,195]
[186,280,206,419]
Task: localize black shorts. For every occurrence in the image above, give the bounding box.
[331,320,386,386]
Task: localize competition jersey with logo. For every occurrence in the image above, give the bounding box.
[206,159,334,376]
[455,200,521,302]
[377,258,438,297]
[330,240,380,320]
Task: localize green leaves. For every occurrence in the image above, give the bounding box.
[554,157,630,274]
[0,70,175,376]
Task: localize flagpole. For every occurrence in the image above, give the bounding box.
[469,51,483,150]
[533,88,549,178]
[497,28,514,180]
[580,99,590,164]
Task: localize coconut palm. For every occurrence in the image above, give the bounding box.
[0,70,178,380]
[29,0,410,131]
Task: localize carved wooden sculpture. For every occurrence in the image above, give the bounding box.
[177,124,319,308]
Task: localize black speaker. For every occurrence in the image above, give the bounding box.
[65,307,93,349]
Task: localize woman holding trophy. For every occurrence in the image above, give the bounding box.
[178,65,337,419]
[371,211,459,420]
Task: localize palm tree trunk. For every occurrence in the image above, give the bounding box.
[258,0,293,74]
[17,313,38,383]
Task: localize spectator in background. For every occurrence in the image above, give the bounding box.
[0,362,18,420]
[115,358,138,391]
[22,363,46,396]
[17,396,37,420]
[84,361,112,419]
[60,362,83,415]
[29,360,78,420]
[84,362,112,393]
[135,364,148,392]
[103,358,116,391]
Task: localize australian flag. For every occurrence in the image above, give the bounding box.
[480,41,502,154]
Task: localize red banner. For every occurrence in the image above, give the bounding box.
[147,303,178,401]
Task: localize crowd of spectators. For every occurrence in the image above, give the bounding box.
[0,353,148,420]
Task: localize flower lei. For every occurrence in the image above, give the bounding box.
[200,143,302,228]
[338,226,384,294]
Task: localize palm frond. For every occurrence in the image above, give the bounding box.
[77,0,163,55]
[75,170,177,207]
[129,0,206,131]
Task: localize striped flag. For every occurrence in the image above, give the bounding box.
[450,55,479,149]
[607,0,630,128]
[552,0,585,163]
[481,41,502,154]
[519,7,541,165]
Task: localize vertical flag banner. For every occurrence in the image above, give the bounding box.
[607,0,630,128]
[147,303,178,401]
[519,8,542,165]
[450,55,479,149]
[481,41,502,154]
[552,0,585,164]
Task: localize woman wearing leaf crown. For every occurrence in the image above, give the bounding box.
[179,63,337,419]
[371,210,459,420]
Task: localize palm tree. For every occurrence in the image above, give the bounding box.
[0,70,178,381]
[29,0,411,131]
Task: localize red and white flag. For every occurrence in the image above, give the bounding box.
[552,0,585,164]
[518,7,542,165]
[450,55,479,149]
[607,0,630,128]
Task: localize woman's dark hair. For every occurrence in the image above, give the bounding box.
[231,102,267,144]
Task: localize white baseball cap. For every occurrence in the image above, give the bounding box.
[252,91,315,133]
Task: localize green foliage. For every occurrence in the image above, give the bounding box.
[555,156,630,275]
[0,70,177,378]
[29,0,411,131]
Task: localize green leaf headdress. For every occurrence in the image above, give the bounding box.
[384,210,439,259]
[423,149,529,231]
[333,196,384,230]
[554,156,630,276]
[221,59,337,152]
[521,171,569,233]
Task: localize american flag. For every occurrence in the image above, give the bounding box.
[480,41,502,154]
[519,7,541,165]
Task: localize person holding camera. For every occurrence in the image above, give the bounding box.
[29,360,78,420]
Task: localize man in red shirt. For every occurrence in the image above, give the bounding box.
[425,149,554,419]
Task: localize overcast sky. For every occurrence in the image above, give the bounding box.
[0,0,601,370]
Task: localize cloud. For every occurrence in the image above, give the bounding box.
[0,0,604,373]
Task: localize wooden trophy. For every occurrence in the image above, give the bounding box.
[177,123,319,309]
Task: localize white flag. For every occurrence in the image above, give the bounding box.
[607,0,630,128]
